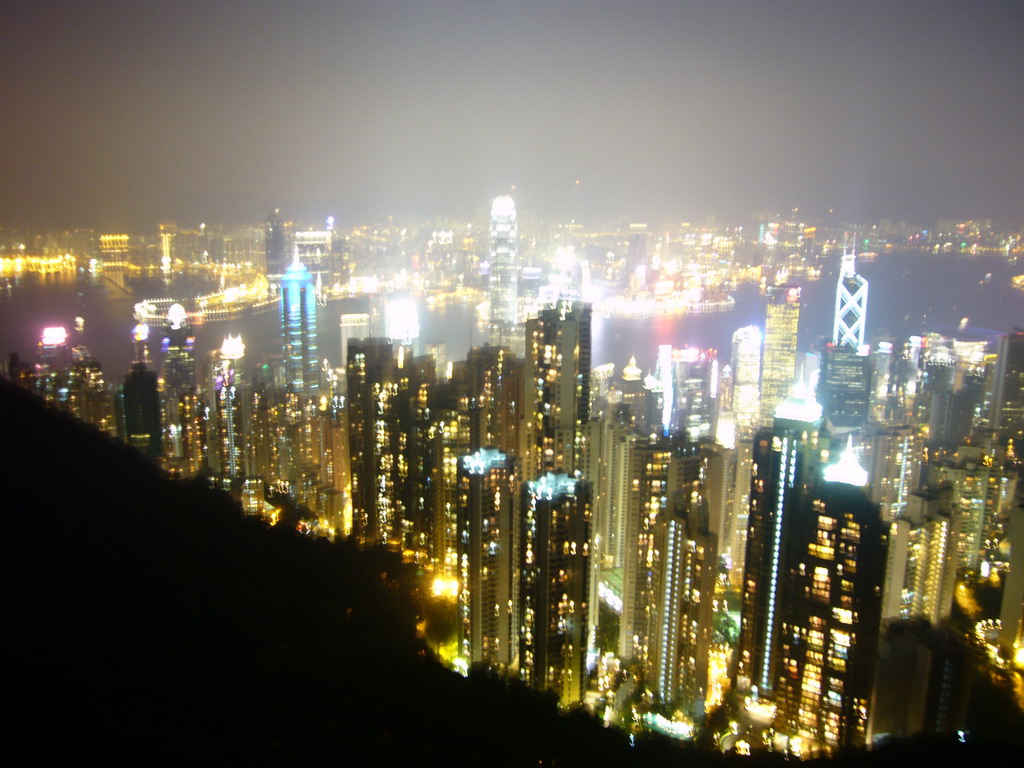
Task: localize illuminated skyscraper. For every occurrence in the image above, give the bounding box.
[670,347,718,441]
[488,195,521,354]
[832,250,868,351]
[162,303,195,396]
[519,472,591,704]
[819,250,870,428]
[524,300,592,479]
[280,254,319,396]
[732,325,763,436]
[213,334,246,481]
[457,448,519,669]
[736,393,823,698]
[773,448,885,752]
[992,331,1024,441]
[760,286,801,424]
[738,396,885,752]
[867,423,922,522]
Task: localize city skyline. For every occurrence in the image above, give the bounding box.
[2,1,1023,230]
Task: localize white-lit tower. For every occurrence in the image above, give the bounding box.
[833,249,868,351]
[213,334,246,482]
[489,195,521,354]
[732,325,763,436]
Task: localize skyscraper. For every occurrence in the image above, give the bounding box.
[488,195,521,354]
[162,303,195,396]
[992,331,1024,441]
[265,208,287,278]
[118,362,162,459]
[519,472,591,704]
[457,448,519,669]
[738,394,886,753]
[524,300,592,479]
[213,334,246,482]
[732,325,763,436]
[819,250,870,429]
[736,392,823,697]
[280,255,319,396]
[832,250,868,351]
[760,286,801,424]
[773,452,885,752]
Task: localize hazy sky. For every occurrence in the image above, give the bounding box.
[2,0,1023,230]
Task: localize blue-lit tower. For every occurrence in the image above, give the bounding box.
[280,253,319,396]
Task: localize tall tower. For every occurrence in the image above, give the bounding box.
[457,448,519,669]
[118,362,162,459]
[992,331,1024,441]
[213,334,246,482]
[773,446,885,752]
[519,472,591,705]
[760,286,801,424]
[524,300,591,479]
[736,392,823,697]
[265,208,287,278]
[832,249,868,351]
[280,254,319,396]
[732,325,763,436]
[488,195,520,354]
[819,250,870,429]
[162,303,195,396]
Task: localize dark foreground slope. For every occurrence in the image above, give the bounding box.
[0,380,640,765]
[2,379,1020,766]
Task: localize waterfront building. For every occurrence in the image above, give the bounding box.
[280,255,319,397]
[488,195,521,354]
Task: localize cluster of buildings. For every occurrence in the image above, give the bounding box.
[4,199,1024,756]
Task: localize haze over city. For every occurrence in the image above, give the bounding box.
[4,1,1024,763]
[3,0,1024,230]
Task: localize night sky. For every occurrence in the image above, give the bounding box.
[2,0,1023,230]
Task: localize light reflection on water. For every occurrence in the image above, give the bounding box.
[0,251,1019,382]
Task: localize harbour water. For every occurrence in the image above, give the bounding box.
[1,251,1021,382]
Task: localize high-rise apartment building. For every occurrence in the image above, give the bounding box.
[760,286,801,424]
[457,448,519,669]
[881,485,957,625]
[519,472,591,704]
[524,300,591,479]
[866,423,922,522]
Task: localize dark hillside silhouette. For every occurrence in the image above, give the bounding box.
[1,379,1019,765]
